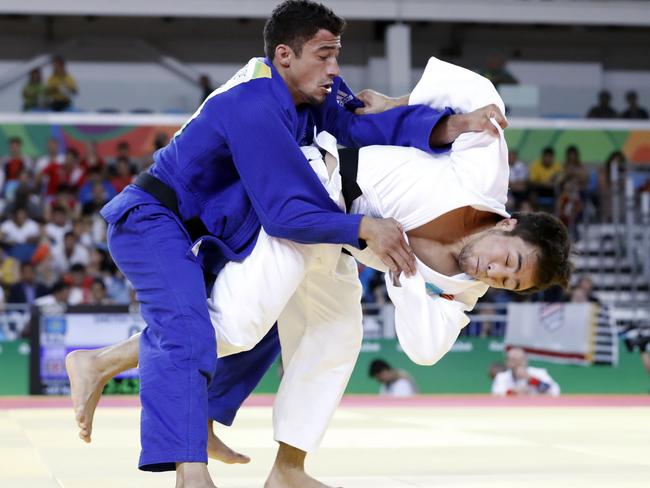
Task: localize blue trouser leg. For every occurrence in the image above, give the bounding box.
[208,325,281,426]
[108,205,217,472]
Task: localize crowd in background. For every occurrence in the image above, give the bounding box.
[0,135,160,312]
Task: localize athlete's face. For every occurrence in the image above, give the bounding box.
[276,29,341,106]
[458,219,538,292]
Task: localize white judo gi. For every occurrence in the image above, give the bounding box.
[208,57,510,451]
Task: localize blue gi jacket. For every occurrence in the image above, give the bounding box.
[101,57,452,271]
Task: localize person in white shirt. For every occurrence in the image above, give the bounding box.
[34,137,65,175]
[66,57,571,474]
[508,149,529,206]
[491,347,560,396]
[44,205,72,252]
[51,231,90,275]
[369,359,418,397]
[0,208,40,245]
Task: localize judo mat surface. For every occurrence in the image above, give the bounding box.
[1,395,649,488]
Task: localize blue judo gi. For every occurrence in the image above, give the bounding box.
[101,57,452,472]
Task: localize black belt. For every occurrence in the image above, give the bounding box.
[133,172,180,216]
[133,172,208,241]
[133,150,364,240]
[339,147,363,211]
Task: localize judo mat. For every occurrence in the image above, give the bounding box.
[1,395,649,488]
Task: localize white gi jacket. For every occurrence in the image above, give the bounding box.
[347,57,510,365]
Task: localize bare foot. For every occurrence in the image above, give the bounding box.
[207,430,250,464]
[264,466,339,488]
[65,349,108,443]
[176,462,217,488]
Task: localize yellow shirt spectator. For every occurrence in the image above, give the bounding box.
[529,159,562,185]
[46,55,78,111]
[0,255,20,287]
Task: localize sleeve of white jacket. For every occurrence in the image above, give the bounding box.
[491,371,512,396]
[409,57,510,214]
[385,271,470,366]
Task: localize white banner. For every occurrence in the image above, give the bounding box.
[505,303,597,365]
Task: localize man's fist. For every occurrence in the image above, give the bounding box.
[358,216,415,277]
[354,90,409,115]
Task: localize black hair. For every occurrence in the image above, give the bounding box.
[263,0,345,59]
[368,359,391,378]
[508,212,573,293]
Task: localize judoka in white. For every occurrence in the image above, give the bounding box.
[65,57,570,468]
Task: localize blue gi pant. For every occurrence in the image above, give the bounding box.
[208,326,281,426]
[108,204,217,471]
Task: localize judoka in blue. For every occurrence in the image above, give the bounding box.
[101,57,452,471]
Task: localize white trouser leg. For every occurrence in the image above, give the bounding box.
[208,229,319,357]
[273,253,363,452]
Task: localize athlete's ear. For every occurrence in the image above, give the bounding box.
[495,218,517,231]
[275,44,293,68]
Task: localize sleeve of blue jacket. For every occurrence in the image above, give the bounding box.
[321,79,455,153]
[219,92,363,247]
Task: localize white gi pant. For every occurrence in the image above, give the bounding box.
[208,231,362,452]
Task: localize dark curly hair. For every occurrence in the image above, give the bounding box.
[263,1,345,59]
[508,211,573,293]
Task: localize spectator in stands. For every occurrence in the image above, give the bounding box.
[22,68,46,111]
[368,359,418,397]
[574,275,600,304]
[81,141,106,175]
[620,90,649,120]
[586,90,618,119]
[528,147,562,212]
[72,217,94,249]
[492,347,560,396]
[38,147,85,197]
[3,137,33,182]
[34,138,64,175]
[556,177,583,241]
[598,150,627,222]
[44,205,71,252]
[481,55,518,89]
[508,149,528,208]
[7,262,48,304]
[78,167,116,207]
[111,140,139,174]
[90,277,112,305]
[623,329,650,389]
[45,184,80,223]
[153,132,169,152]
[488,362,507,381]
[0,245,20,289]
[51,230,90,275]
[4,170,41,220]
[110,156,135,194]
[65,262,92,305]
[561,146,588,190]
[46,55,78,111]
[34,278,70,308]
[0,207,40,246]
[145,132,170,170]
[199,74,214,103]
